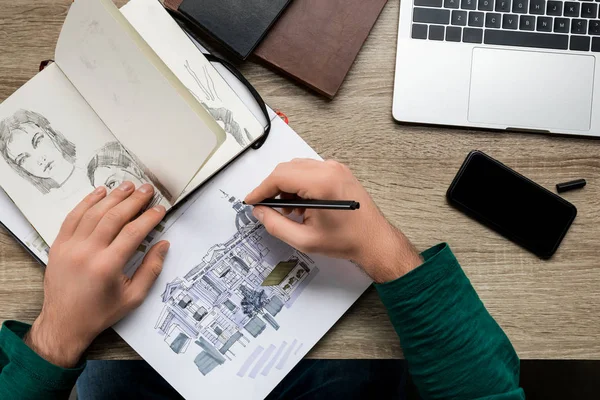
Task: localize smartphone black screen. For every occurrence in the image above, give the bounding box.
[447,151,577,259]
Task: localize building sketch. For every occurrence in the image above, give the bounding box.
[155,191,318,376]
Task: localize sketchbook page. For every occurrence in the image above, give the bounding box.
[114,117,373,400]
[120,0,266,199]
[183,33,279,126]
[0,63,170,245]
[55,0,226,201]
[0,188,49,265]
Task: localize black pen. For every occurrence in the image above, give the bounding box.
[245,199,361,210]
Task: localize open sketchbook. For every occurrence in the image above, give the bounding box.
[0,0,265,245]
[114,115,372,400]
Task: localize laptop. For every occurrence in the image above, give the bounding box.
[393,0,599,137]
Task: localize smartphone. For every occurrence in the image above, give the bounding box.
[447,151,577,259]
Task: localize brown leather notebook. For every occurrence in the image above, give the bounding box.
[253,0,388,99]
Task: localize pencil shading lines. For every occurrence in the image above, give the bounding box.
[249,344,276,379]
[237,346,264,378]
[262,341,287,377]
[294,343,304,356]
[0,109,77,194]
[276,339,297,371]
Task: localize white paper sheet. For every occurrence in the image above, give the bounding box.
[55,0,226,200]
[115,117,373,400]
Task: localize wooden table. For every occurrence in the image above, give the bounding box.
[1,0,600,360]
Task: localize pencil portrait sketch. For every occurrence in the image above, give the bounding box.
[154,191,318,376]
[0,109,77,194]
[185,60,253,147]
[87,141,173,205]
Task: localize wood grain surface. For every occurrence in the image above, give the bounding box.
[1,0,599,360]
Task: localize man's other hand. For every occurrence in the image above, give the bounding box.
[25,182,169,368]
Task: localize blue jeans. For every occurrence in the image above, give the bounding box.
[77,359,407,399]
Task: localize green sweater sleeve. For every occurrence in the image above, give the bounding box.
[0,321,85,400]
[375,243,525,400]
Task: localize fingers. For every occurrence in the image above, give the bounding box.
[73,182,136,239]
[252,206,315,252]
[108,204,166,262]
[91,184,156,245]
[245,159,322,204]
[55,186,106,244]
[279,192,298,216]
[126,241,170,309]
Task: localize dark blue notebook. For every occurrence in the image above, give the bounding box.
[164,0,292,59]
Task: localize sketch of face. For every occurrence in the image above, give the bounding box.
[5,123,74,185]
[91,165,146,192]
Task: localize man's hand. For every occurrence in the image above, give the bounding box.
[245,159,423,283]
[25,182,169,368]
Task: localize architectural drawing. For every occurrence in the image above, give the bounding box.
[155,191,318,376]
[185,60,253,147]
[87,141,172,205]
[0,109,76,194]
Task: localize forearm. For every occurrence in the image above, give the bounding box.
[0,321,85,400]
[375,244,524,400]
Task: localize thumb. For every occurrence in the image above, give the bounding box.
[253,206,314,252]
[127,240,170,309]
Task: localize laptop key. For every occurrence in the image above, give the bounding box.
[546,1,562,15]
[463,27,484,42]
[554,18,570,33]
[520,15,535,30]
[484,29,569,49]
[461,0,477,9]
[413,7,451,24]
[469,11,485,26]
[592,37,600,52]
[512,0,528,13]
[446,26,462,41]
[495,0,511,11]
[564,2,580,17]
[452,10,468,25]
[502,14,519,29]
[570,35,591,51]
[445,0,460,8]
[429,25,445,40]
[478,0,494,10]
[536,16,553,32]
[486,13,502,28]
[412,23,428,39]
[416,0,443,6]
[581,3,597,18]
[572,19,587,34]
[529,0,546,14]
[590,20,600,35]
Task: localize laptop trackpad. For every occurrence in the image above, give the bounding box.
[468,48,595,132]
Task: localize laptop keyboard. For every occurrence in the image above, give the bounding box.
[411,0,600,51]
